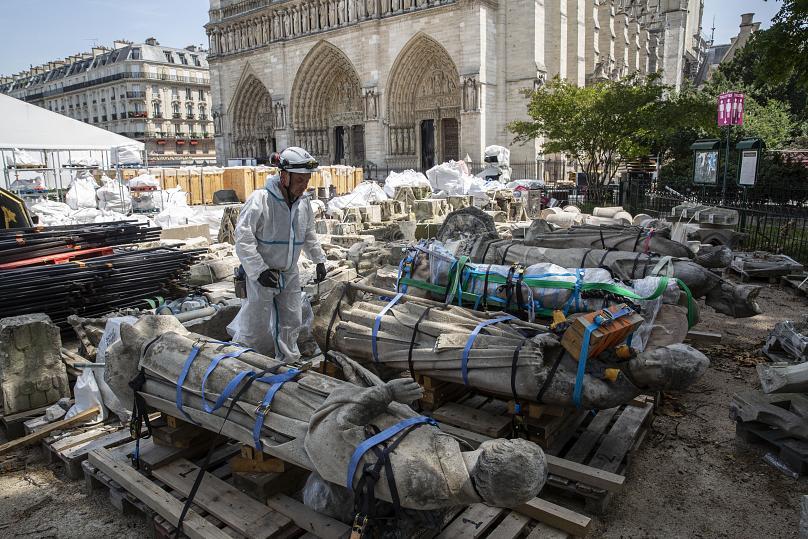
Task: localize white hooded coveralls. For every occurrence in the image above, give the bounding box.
[227,174,326,361]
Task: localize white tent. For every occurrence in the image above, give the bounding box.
[0,93,144,151]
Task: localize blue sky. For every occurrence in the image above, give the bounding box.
[0,0,781,75]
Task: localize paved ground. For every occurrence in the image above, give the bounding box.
[0,278,806,538]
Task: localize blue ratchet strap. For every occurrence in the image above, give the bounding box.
[176,340,241,421]
[372,292,405,363]
[200,347,254,413]
[461,315,516,386]
[572,306,635,408]
[346,416,438,491]
[563,269,585,316]
[252,368,301,450]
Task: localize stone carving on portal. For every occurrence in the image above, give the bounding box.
[461,75,480,112]
[362,88,380,121]
[273,100,288,129]
[229,73,274,158]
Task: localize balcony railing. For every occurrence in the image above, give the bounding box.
[126,91,146,98]
[128,111,148,119]
[153,113,163,119]
[186,114,195,119]
[35,72,210,99]
[172,112,182,119]
[199,115,208,121]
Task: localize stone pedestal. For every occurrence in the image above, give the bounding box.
[0,314,70,414]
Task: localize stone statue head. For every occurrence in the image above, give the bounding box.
[469,439,547,507]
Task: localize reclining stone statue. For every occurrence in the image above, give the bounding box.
[104,315,547,513]
[313,284,709,410]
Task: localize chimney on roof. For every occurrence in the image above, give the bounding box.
[740,13,754,27]
[185,45,198,52]
[145,37,159,46]
[92,47,106,57]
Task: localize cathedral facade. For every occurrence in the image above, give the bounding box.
[206,0,704,168]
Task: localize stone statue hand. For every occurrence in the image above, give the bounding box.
[386,378,423,404]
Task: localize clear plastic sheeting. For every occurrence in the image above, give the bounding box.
[426,161,504,203]
[383,169,432,197]
[326,181,388,214]
[96,175,132,213]
[424,241,678,351]
[128,173,161,189]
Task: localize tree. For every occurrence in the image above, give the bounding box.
[742,0,808,91]
[508,74,713,197]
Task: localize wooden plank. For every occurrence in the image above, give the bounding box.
[438,423,492,449]
[61,429,132,461]
[484,511,531,539]
[88,448,229,539]
[685,330,722,345]
[437,503,504,538]
[588,403,652,473]
[151,458,291,539]
[0,406,99,456]
[432,403,512,438]
[515,498,590,537]
[524,522,570,539]
[545,454,625,493]
[49,426,116,453]
[266,494,351,539]
[563,407,619,463]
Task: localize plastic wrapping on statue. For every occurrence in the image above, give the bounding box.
[302,472,355,523]
[327,181,388,214]
[383,169,432,197]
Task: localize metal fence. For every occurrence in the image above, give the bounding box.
[621,180,808,264]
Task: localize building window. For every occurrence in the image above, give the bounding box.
[172,102,180,118]
[198,89,204,100]
[185,88,192,100]
[198,104,207,120]
[131,48,141,60]
[174,124,181,136]
[152,101,162,118]
[178,53,187,65]
[164,51,174,63]
[186,103,194,119]
[191,55,201,67]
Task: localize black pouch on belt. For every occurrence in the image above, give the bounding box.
[234,265,247,298]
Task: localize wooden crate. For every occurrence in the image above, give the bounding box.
[43,423,133,479]
[188,171,204,205]
[162,168,178,190]
[223,167,255,202]
[561,305,644,360]
[176,169,191,194]
[202,170,223,203]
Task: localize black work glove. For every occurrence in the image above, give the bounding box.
[258,269,280,288]
[316,262,327,283]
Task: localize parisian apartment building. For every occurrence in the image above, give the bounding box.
[0,38,216,165]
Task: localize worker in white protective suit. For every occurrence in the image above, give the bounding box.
[227,147,327,361]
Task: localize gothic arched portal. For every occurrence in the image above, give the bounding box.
[230,74,275,161]
[291,41,364,165]
[386,33,461,169]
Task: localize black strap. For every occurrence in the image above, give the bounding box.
[515,268,526,316]
[632,229,644,252]
[324,286,347,355]
[481,265,493,311]
[407,307,433,379]
[510,338,529,404]
[580,248,595,267]
[536,351,565,403]
[480,238,497,264]
[174,363,281,537]
[597,248,613,270]
[503,265,517,313]
[630,252,643,279]
[128,370,153,470]
[642,253,653,278]
[599,229,606,249]
[500,242,517,265]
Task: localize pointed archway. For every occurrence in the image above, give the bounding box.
[386,33,461,169]
[229,72,274,161]
[291,41,364,165]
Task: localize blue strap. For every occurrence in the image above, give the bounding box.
[346,416,438,491]
[175,340,244,421]
[572,307,635,408]
[372,292,405,363]
[252,368,301,450]
[461,315,516,386]
[200,347,254,413]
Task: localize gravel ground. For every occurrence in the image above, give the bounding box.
[0,278,806,538]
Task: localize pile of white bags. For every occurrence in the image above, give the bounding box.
[128,173,160,189]
[327,181,388,214]
[96,175,132,213]
[383,170,431,197]
[426,161,504,203]
[11,148,45,167]
[113,144,142,165]
[65,170,98,210]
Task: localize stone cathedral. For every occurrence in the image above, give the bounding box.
[206,0,704,168]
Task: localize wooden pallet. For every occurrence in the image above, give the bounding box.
[0,404,51,439]
[544,397,654,513]
[43,422,132,479]
[736,421,808,477]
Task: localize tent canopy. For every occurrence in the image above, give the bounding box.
[0,93,145,151]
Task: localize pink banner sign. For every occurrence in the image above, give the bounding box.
[718,92,744,126]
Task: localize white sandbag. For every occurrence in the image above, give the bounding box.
[30,200,73,226]
[65,170,98,210]
[12,148,45,167]
[113,144,142,165]
[65,368,106,423]
[383,170,431,197]
[66,156,100,167]
[425,161,470,194]
[96,175,132,213]
[94,316,138,421]
[327,181,388,213]
[592,206,625,218]
[128,173,160,189]
[157,187,189,208]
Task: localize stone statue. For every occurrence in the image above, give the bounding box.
[105,316,548,512]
